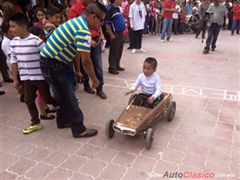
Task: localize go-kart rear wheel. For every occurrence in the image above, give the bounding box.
[105,119,115,139]
[166,101,176,122]
[128,94,137,105]
[145,128,153,150]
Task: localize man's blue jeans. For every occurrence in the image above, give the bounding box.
[40,59,86,137]
[161,18,173,40]
[204,23,221,51]
[81,42,103,91]
[231,19,240,34]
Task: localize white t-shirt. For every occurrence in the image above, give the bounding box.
[129,1,146,31]
[130,72,162,99]
[173,4,180,19]
[10,33,45,81]
[1,36,11,69]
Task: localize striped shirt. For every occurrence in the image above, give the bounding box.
[40,15,91,64]
[130,73,162,99]
[10,33,45,81]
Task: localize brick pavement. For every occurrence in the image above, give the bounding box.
[0,31,239,180]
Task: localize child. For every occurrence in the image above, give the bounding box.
[1,21,13,72]
[44,7,62,39]
[9,13,57,134]
[125,57,162,108]
[33,7,46,31]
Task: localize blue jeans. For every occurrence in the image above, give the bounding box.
[204,23,221,51]
[40,59,86,137]
[161,18,173,40]
[231,19,240,34]
[81,42,103,91]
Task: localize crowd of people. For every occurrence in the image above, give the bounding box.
[0,0,239,138]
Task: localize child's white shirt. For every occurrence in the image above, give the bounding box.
[130,72,162,99]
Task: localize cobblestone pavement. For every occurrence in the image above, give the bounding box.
[1,31,239,180]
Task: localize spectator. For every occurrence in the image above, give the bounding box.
[203,0,228,54]
[106,0,126,75]
[231,0,240,35]
[40,2,106,138]
[161,0,176,42]
[129,0,147,53]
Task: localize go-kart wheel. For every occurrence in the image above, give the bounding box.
[105,119,115,139]
[166,101,176,122]
[145,128,153,150]
[128,93,137,105]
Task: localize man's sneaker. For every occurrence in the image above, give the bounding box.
[0,91,5,96]
[22,123,44,134]
[96,90,107,99]
[131,49,136,53]
[161,39,165,43]
[166,38,172,42]
[116,66,125,71]
[108,69,119,74]
[140,48,146,53]
[203,50,209,54]
[211,48,215,51]
[84,87,95,94]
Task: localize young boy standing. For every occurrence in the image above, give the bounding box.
[9,13,56,134]
[126,57,162,108]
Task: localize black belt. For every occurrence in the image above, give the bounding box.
[41,57,67,65]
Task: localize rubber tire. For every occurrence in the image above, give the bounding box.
[145,128,153,150]
[166,101,176,122]
[105,119,115,139]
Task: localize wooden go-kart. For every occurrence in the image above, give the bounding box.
[105,92,176,149]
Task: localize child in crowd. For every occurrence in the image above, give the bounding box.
[1,21,13,71]
[9,13,57,134]
[33,7,46,31]
[125,57,162,108]
[44,7,62,39]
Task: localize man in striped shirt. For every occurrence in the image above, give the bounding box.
[40,2,106,138]
[9,13,57,134]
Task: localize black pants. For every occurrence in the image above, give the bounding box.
[0,42,11,81]
[24,80,56,124]
[204,23,221,51]
[108,32,124,70]
[133,93,153,108]
[196,19,207,38]
[128,27,134,48]
[132,30,143,49]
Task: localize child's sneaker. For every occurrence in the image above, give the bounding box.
[22,123,44,134]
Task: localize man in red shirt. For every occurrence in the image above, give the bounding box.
[68,0,107,99]
[231,0,240,35]
[161,0,176,42]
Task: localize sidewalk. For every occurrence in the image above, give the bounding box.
[1,31,239,180]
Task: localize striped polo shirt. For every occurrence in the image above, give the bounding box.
[10,33,45,81]
[40,15,91,63]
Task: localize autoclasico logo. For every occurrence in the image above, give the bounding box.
[162,171,215,179]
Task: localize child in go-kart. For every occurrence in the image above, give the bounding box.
[125,57,162,108]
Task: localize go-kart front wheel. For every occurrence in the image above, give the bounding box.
[105,119,115,139]
[145,128,153,150]
[166,101,176,122]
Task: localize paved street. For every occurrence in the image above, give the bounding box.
[1,31,239,180]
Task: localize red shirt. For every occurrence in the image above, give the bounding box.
[67,0,99,37]
[233,3,240,20]
[124,3,130,27]
[163,0,176,19]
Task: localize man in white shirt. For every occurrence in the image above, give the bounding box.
[129,0,146,53]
